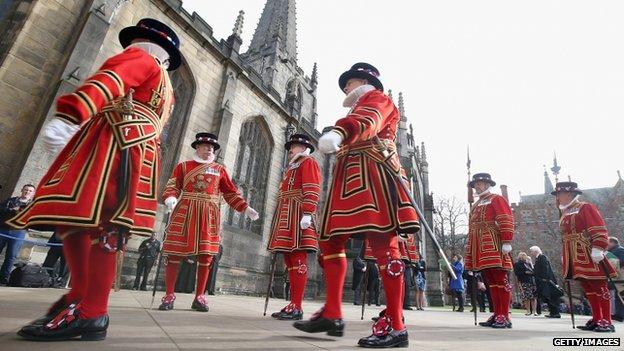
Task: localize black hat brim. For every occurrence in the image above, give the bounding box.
[550,189,582,196]
[469,179,496,188]
[191,140,220,151]
[339,70,383,92]
[119,27,182,71]
[284,140,315,153]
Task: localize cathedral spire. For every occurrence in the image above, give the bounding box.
[247,0,298,61]
[310,62,318,89]
[543,165,554,194]
[226,10,245,52]
[232,10,245,37]
[398,92,406,121]
[550,151,561,182]
[387,89,393,101]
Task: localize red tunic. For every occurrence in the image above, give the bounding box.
[400,235,419,262]
[267,155,321,252]
[363,235,419,262]
[161,161,248,256]
[8,47,174,236]
[559,201,616,280]
[465,193,514,271]
[319,90,420,239]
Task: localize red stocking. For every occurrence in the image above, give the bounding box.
[164,255,182,296]
[195,255,213,297]
[60,231,91,304]
[288,251,308,309]
[319,235,349,319]
[581,280,604,322]
[369,233,405,331]
[79,232,117,319]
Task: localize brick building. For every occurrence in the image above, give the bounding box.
[512,163,624,278]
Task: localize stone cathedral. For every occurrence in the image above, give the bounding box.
[0,0,443,304]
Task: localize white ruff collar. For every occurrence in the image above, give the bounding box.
[476,187,492,198]
[193,153,215,164]
[343,84,375,108]
[127,42,170,69]
[289,148,311,164]
[559,195,580,211]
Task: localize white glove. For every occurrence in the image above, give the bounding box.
[164,196,177,213]
[300,215,312,230]
[467,270,474,276]
[591,248,605,263]
[42,118,79,154]
[318,130,343,154]
[245,206,259,221]
[501,243,512,254]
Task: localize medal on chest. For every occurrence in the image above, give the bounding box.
[192,167,219,192]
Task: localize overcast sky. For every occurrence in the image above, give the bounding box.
[182,0,624,203]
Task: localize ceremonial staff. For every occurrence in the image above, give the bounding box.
[359,242,369,320]
[150,213,170,307]
[263,253,278,316]
[113,88,134,292]
[374,137,456,280]
[466,146,478,325]
[552,165,575,329]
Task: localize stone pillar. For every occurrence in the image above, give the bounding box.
[13,0,128,191]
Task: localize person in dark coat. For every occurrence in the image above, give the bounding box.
[513,252,538,315]
[174,256,197,293]
[607,237,624,322]
[352,256,367,305]
[367,260,380,306]
[207,244,223,295]
[42,232,67,287]
[450,254,465,312]
[530,246,561,318]
[465,270,487,313]
[0,184,35,284]
[133,234,161,291]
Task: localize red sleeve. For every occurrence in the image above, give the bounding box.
[162,162,184,201]
[55,47,160,125]
[580,203,609,250]
[333,90,395,144]
[300,157,321,215]
[492,195,514,242]
[219,166,249,212]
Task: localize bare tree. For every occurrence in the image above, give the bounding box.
[433,195,469,258]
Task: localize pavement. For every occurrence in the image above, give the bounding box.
[0,287,622,350]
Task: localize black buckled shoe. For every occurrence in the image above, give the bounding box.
[191,295,209,312]
[17,304,108,341]
[276,305,303,320]
[158,294,175,311]
[478,314,496,327]
[594,319,615,333]
[359,315,408,348]
[358,329,409,348]
[271,307,285,318]
[545,314,561,319]
[577,319,597,331]
[293,309,344,337]
[26,295,74,328]
[491,315,510,329]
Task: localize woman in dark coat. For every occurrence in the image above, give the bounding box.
[513,252,537,315]
[450,254,465,312]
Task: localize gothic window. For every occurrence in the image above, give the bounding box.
[158,57,196,192]
[521,210,534,224]
[226,117,274,235]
